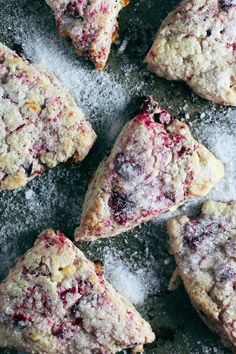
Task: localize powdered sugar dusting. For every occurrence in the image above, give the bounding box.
[25,35,127,114]
[104,248,160,305]
[191,110,236,202]
[22,33,130,143]
[216,69,232,91]
[225,18,236,41]
[208,131,236,201]
[25,189,34,200]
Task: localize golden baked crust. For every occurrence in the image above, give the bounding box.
[45,0,129,70]
[167,200,236,353]
[145,0,236,106]
[0,43,96,190]
[75,97,224,242]
[0,229,154,354]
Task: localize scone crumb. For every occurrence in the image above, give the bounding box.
[168,268,181,291]
[132,344,144,353]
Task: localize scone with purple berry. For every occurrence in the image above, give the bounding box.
[45,0,129,70]
[74,97,224,242]
[0,229,155,354]
[145,0,236,106]
[0,42,96,190]
[167,200,236,353]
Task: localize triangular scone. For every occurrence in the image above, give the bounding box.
[0,229,155,354]
[167,201,236,353]
[75,97,224,241]
[0,43,96,190]
[45,0,129,70]
[145,0,236,106]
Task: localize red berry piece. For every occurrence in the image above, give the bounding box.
[13,313,31,327]
[184,220,224,250]
[108,191,134,225]
[216,264,236,282]
[64,1,85,20]
[59,287,77,301]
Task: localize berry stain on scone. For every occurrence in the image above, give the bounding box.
[75,97,224,241]
[167,201,236,353]
[0,43,96,190]
[145,0,236,106]
[45,0,129,70]
[0,229,155,354]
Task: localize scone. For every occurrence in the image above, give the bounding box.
[0,229,155,354]
[75,97,224,241]
[0,42,96,190]
[145,0,236,106]
[167,200,236,353]
[45,0,129,70]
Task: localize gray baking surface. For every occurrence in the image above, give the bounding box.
[0,0,234,353]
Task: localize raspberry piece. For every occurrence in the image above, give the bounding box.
[109,192,134,225]
[64,1,85,19]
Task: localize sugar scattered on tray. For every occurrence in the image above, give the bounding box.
[200,112,206,119]
[190,345,225,354]
[20,28,149,145]
[191,110,236,202]
[104,248,160,305]
[21,27,236,205]
[25,189,34,200]
[22,33,130,141]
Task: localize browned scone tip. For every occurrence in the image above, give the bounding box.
[45,0,130,70]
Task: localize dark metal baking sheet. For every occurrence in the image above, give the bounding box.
[0,0,233,353]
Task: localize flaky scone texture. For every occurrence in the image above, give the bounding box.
[145,0,236,106]
[0,229,154,354]
[167,200,236,353]
[45,0,129,70]
[75,97,224,242]
[0,43,96,190]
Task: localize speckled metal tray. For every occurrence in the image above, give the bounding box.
[0,0,233,353]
